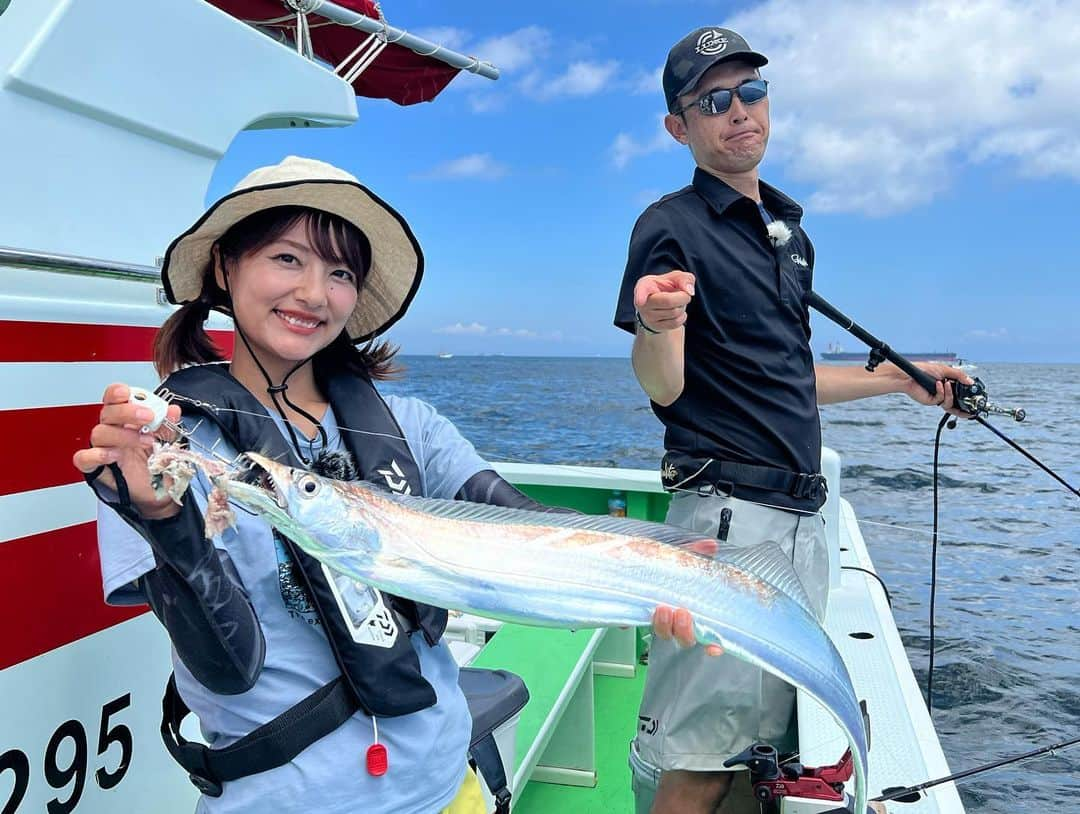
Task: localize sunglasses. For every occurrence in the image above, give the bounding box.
[674,78,769,117]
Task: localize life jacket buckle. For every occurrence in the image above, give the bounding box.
[188,772,223,798]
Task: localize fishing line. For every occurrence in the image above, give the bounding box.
[926,413,949,713]
[805,289,1078,722]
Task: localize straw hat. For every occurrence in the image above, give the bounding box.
[160,156,423,343]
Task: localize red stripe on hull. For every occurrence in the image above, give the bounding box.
[0,404,102,495]
[0,522,147,670]
[0,320,233,362]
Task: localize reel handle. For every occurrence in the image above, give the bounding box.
[950,378,1026,422]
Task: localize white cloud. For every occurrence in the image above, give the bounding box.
[612,114,679,169]
[447,26,554,111]
[433,323,558,340]
[473,26,553,73]
[965,328,1009,339]
[523,60,620,99]
[410,26,471,52]
[414,153,508,181]
[467,94,507,113]
[651,0,1080,215]
[630,65,663,95]
[435,322,488,335]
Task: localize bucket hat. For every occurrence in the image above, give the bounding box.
[161,156,423,343]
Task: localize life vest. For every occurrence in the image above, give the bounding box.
[158,361,448,716]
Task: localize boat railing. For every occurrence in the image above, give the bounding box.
[0,246,159,281]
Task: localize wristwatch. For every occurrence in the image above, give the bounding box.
[635,310,660,335]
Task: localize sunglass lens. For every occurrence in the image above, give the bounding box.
[702,90,733,115]
[737,79,768,105]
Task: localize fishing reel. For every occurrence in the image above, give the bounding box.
[950,377,1025,422]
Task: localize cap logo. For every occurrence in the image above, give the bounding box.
[696,30,729,56]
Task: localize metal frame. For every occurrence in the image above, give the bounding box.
[309,1,500,80]
[0,246,159,281]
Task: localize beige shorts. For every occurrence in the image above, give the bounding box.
[634,491,828,772]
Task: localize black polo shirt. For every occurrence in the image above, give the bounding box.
[615,168,822,512]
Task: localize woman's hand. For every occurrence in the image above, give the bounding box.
[651,605,723,657]
[72,383,183,519]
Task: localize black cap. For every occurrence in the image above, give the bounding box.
[663,27,768,112]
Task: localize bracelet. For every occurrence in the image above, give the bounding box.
[635,310,660,335]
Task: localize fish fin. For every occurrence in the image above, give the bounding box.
[387,492,725,552]
[713,543,817,615]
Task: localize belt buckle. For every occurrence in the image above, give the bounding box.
[793,473,827,501]
[698,480,733,498]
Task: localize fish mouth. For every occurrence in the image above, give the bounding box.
[218,452,291,516]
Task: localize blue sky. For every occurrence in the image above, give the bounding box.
[210,0,1080,363]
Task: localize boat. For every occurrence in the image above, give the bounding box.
[0,2,963,812]
[438,352,455,359]
[822,343,958,363]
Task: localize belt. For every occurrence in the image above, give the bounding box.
[661,452,828,503]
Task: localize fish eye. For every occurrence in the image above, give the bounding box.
[298,475,320,497]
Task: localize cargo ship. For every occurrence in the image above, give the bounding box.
[821,343,958,363]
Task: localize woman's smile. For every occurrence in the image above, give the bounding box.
[274,308,325,335]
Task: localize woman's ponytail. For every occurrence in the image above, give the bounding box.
[153,280,228,378]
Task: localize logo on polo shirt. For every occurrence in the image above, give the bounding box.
[790,253,809,268]
[696,30,729,56]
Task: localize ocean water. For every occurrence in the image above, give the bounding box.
[382,357,1079,813]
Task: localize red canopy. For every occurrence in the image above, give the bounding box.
[209,0,462,105]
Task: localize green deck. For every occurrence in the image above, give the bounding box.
[515,670,646,813]
[485,480,665,812]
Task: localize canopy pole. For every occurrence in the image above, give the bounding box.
[306,0,500,80]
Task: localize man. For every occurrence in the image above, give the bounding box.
[614,27,970,814]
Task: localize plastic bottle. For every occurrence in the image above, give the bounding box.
[608,490,627,517]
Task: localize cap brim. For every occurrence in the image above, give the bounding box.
[161,179,423,344]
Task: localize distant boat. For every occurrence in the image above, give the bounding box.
[437,352,454,359]
[821,343,957,363]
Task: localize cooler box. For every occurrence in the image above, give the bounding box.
[459,667,530,813]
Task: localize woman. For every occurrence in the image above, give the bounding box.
[73,156,705,813]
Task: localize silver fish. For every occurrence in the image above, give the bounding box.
[215,452,869,811]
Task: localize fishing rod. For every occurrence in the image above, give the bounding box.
[805,289,1079,713]
[728,733,1078,813]
[871,734,1080,804]
[804,290,1077,494]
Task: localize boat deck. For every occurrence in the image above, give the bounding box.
[513,665,645,813]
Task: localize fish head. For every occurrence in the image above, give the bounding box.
[219,452,381,568]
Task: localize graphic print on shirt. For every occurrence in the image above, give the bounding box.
[274,530,319,623]
[273,531,397,646]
